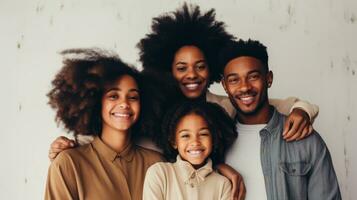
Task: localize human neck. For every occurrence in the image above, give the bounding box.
[236,102,273,125]
[100,127,130,153]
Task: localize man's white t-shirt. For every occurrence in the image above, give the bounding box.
[225,123,268,200]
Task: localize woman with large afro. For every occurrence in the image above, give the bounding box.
[45,49,163,199]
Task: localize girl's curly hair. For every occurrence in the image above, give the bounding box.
[47,48,145,140]
[160,101,238,166]
[137,3,235,85]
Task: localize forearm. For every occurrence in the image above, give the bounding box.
[216,163,238,180]
[269,97,319,122]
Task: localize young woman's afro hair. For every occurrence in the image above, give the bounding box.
[47,48,146,141]
[137,3,235,85]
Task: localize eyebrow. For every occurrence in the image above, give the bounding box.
[175,59,206,66]
[105,88,139,93]
[177,127,210,134]
[225,70,262,78]
[225,73,238,78]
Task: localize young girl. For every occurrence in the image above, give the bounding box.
[45,48,162,200]
[143,101,237,200]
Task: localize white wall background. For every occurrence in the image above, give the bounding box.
[1,0,356,199]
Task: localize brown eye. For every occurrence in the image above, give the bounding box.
[128,95,139,101]
[227,77,239,84]
[108,94,119,100]
[199,133,210,137]
[196,64,206,71]
[248,73,260,81]
[176,66,187,72]
[199,129,210,137]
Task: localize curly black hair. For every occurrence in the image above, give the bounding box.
[219,39,269,78]
[47,48,146,141]
[160,101,238,166]
[137,3,235,85]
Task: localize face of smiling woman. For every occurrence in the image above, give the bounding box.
[172,45,210,99]
[101,75,140,134]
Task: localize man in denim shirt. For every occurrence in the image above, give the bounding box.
[219,39,341,200]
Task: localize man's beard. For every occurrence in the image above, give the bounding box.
[229,90,269,117]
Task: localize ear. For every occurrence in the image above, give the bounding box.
[266,71,273,88]
[221,79,228,94]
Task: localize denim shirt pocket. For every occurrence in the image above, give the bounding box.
[279,162,311,176]
[278,162,311,200]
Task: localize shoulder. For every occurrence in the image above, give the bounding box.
[299,130,328,152]
[279,126,330,163]
[145,162,173,183]
[206,171,232,191]
[147,162,173,174]
[281,124,327,150]
[49,148,81,175]
[209,171,231,184]
[51,143,93,169]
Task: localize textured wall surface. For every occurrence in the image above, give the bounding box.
[1,0,356,199]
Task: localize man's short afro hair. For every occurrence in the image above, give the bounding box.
[137,3,235,84]
[219,39,269,79]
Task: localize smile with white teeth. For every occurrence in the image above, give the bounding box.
[111,112,131,118]
[238,95,255,105]
[184,83,200,90]
[187,149,204,157]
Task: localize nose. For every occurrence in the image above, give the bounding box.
[190,136,201,146]
[118,99,129,109]
[186,67,198,79]
[239,79,252,92]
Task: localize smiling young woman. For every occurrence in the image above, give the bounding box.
[45,49,162,200]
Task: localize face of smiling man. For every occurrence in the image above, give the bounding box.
[222,56,273,122]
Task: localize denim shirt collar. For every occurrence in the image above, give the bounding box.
[260,108,284,137]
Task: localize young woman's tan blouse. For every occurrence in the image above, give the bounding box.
[45,137,163,200]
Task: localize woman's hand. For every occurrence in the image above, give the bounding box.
[217,163,246,200]
[48,136,76,161]
[230,172,246,200]
[283,108,313,141]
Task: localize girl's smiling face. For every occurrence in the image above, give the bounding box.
[101,75,140,133]
[173,113,213,169]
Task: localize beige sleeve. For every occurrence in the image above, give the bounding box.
[269,97,319,121]
[143,164,165,200]
[76,134,94,145]
[220,177,232,200]
[45,153,78,200]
